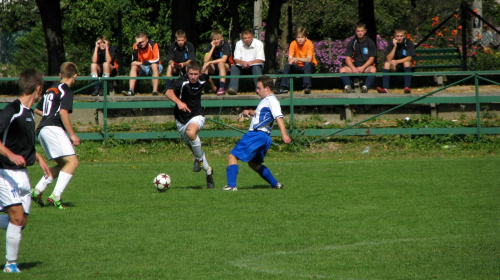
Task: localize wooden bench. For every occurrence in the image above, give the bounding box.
[414,47,462,86]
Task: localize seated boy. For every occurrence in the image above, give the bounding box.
[377,29,415,94]
[339,22,377,93]
[164,30,196,91]
[90,36,119,96]
[203,30,231,95]
[275,27,317,95]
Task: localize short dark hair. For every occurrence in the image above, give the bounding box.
[257,75,273,89]
[241,29,253,36]
[186,60,202,72]
[19,68,43,95]
[60,62,78,78]
[175,30,186,39]
[355,22,367,30]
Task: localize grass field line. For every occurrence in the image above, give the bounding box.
[229,234,477,279]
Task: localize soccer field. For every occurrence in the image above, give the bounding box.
[7,156,500,279]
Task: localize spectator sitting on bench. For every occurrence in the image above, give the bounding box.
[226,29,265,96]
[203,30,231,96]
[275,27,317,95]
[339,22,377,93]
[122,33,163,96]
[377,28,415,94]
[164,30,196,92]
[90,36,119,96]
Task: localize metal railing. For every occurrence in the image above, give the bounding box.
[1,71,499,142]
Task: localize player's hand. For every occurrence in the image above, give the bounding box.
[102,39,108,47]
[211,40,217,48]
[96,40,101,48]
[8,154,26,167]
[393,38,398,46]
[37,155,51,178]
[177,102,191,113]
[131,61,142,66]
[282,135,291,144]
[71,134,80,146]
[390,60,398,67]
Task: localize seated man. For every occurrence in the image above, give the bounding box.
[203,30,231,96]
[90,36,119,96]
[275,27,317,95]
[377,28,415,94]
[164,30,196,91]
[339,22,377,93]
[226,29,265,95]
[122,33,163,96]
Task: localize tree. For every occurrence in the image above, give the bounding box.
[358,0,378,47]
[264,0,285,73]
[36,0,65,75]
[171,0,198,45]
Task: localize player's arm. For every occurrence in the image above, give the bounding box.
[276,117,291,143]
[36,152,51,178]
[359,57,375,71]
[103,40,112,63]
[165,89,191,113]
[0,141,25,167]
[204,43,215,64]
[91,41,100,64]
[242,109,255,117]
[59,109,80,146]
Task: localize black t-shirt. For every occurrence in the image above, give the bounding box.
[385,39,416,60]
[92,46,117,65]
[36,82,74,132]
[0,99,36,169]
[344,37,377,67]
[171,73,209,124]
[166,41,195,63]
[204,41,231,61]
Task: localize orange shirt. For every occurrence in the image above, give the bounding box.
[289,39,317,67]
[132,40,161,65]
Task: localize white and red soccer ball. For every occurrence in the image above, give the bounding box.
[153,173,171,191]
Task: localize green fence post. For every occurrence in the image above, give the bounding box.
[475,74,481,141]
[103,77,108,142]
[289,78,295,136]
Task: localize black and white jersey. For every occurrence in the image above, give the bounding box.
[0,99,36,169]
[36,82,74,132]
[171,73,209,124]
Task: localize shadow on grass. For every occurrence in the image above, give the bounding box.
[20,261,42,270]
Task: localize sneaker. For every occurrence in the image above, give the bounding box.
[98,89,104,96]
[226,88,238,95]
[91,88,100,96]
[361,85,368,93]
[304,86,311,95]
[47,194,65,209]
[274,87,288,94]
[152,91,159,96]
[3,263,21,273]
[376,87,388,94]
[193,158,202,172]
[404,87,412,94]
[30,189,44,207]
[273,183,284,189]
[216,87,225,96]
[221,186,238,191]
[122,89,135,96]
[344,85,352,93]
[206,167,214,189]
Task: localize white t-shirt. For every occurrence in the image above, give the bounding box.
[233,38,265,66]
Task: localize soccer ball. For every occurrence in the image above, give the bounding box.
[153,173,171,191]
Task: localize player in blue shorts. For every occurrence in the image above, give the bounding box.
[222,75,291,191]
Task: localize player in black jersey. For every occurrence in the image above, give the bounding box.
[0,69,50,273]
[32,62,80,210]
[165,60,214,189]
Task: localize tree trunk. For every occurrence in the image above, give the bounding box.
[358,0,378,64]
[36,0,65,75]
[172,0,198,46]
[229,0,242,49]
[264,0,284,74]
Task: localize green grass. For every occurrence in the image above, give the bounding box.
[4,151,496,279]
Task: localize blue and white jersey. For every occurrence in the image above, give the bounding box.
[249,94,283,134]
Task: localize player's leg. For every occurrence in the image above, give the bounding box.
[227,65,241,94]
[339,66,353,92]
[185,120,210,173]
[251,65,263,91]
[206,64,218,93]
[4,205,25,273]
[165,64,175,91]
[216,62,227,95]
[151,63,160,94]
[47,155,78,209]
[402,61,412,93]
[90,63,102,96]
[223,153,239,190]
[363,65,377,90]
[123,63,138,96]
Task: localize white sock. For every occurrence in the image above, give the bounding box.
[202,154,211,174]
[52,172,73,201]
[91,73,98,78]
[6,223,22,263]
[0,215,9,230]
[34,176,54,194]
[190,136,203,159]
[103,73,110,77]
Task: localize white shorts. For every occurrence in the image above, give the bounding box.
[38,126,75,160]
[0,169,31,214]
[176,116,205,143]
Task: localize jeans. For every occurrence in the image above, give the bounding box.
[280,62,316,89]
[228,65,263,91]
